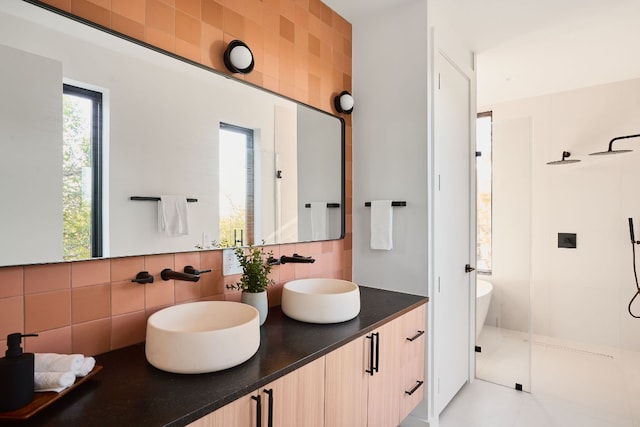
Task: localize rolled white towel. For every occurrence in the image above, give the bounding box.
[34,353,84,375]
[78,356,96,377]
[34,371,76,393]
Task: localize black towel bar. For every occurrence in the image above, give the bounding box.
[364,201,406,207]
[304,203,341,208]
[130,196,198,203]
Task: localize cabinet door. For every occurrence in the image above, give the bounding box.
[325,310,424,427]
[187,390,260,427]
[367,319,401,427]
[325,336,368,427]
[189,358,324,427]
[399,304,427,421]
[263,356,325,427]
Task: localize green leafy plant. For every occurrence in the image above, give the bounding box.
[226,244,275,293]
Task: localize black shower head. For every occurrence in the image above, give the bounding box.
[589,133,640,156]
[547,151,580,165]
[588,149,632,156]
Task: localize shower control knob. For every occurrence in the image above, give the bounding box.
[465,264,475,273]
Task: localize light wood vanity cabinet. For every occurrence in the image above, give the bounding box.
[188,357,325,427]
[267,356,325,427]
[189,303,426,427]
[325,303,427,427]
[398,304,427,421]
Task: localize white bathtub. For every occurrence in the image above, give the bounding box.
[476,279,493,339]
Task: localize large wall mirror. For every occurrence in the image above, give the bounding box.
[0,1,344,267]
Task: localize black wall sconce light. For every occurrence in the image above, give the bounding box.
[223,40,254,74]
[334,90,354,114]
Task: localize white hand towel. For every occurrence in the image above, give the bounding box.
[34,371,76,393]
[370,200,393,250]
[158,195,189,236]
[34,353,84,375]
[78,356,96,377]
[310,202,328,240]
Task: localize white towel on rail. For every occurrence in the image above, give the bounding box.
[310,202,328,240]
[370,200,393,250]
[158,195,189,236]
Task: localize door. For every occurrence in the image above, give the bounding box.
[433,50,474,414]
[475,117,532,392]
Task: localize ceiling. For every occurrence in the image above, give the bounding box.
[322,0,640,106]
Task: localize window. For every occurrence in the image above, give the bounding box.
[476,111,492,272]
[219,123,255,247]
[62,84,103,260]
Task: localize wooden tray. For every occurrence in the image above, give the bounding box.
[0,366,103,421]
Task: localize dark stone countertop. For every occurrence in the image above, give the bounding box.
[0,286,427,427]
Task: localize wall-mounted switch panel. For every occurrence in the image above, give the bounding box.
[222,249,243,276]
[558,233,577,249]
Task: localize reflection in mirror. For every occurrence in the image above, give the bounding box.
[0,1,344,267]
[219,123,254,248]
[63,84,103,261]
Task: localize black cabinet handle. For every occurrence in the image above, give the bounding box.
[366,334,375,376]
[366,332,380,375]
[406,330,425,342]
[251,394,262,427]
[405,380,424,396]
[263,389,273,427]
[373,332,379,373]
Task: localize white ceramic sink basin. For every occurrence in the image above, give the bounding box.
[281,278,360,324]
[145,301,260,374]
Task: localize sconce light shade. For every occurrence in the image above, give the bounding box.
[224,40,254,74]
[334,91,354,114]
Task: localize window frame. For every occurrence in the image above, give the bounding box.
[219,122,256,246]
[63,83,103,258]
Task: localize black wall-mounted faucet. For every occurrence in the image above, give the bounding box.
[268,253,315,265]
[132,271,154,284]
[183,266,212,275]
[160,268,200,282]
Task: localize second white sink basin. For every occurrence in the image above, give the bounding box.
[145,301,260,374]
[281,278,360,324]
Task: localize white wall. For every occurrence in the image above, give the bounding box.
[352,0,429,297]
[484,77,640,351]
[0,45,63,265]
[274,105,298,244]
[486,117,532,333]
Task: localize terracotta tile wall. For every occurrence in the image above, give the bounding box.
[0,0,352,356]
[1,241,346,355]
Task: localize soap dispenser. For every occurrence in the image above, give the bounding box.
[0,333,38,412]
